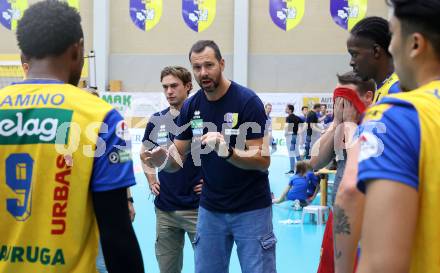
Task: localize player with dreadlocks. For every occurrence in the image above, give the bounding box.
[347,16,400,103]
[327,17,401,273]
[316,16,401,273]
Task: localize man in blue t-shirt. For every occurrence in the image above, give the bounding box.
[141,40,275,273]
[141,66,203,273]
[299,106,309,122]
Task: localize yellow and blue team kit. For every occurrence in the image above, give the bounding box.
[0,79,135,273]
[358,80,440,273]
[373,72,400,103]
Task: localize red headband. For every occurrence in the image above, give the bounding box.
[333,87,366,114]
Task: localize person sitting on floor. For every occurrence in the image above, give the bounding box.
[273,161,313,206]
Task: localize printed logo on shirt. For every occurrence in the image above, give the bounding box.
[0,108,72,144]
[0,244,65,266]
[115,120,130,140]
[224,113,240,135]
[224,112,238,128]
[359,132,384,162]
[191,110,203,137]
[108,149,132,164]
[156,124,169,147]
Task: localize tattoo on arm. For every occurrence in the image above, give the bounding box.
[334,204,351,259]
[334,205,351,234]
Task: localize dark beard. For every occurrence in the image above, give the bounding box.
[199,77,219,92]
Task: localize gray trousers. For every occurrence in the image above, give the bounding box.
[155,207,198,273]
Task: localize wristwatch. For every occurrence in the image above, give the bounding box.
[127,197,134,203]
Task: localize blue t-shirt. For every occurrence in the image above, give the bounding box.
[176,81,271,212]
[92,109,137,192]
[305,171,320,197]
[142,108,202,211]
[357,99,420,193]
[287,175,308,201]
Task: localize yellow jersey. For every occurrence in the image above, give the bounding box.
[0,79,135,273]
[373,72,400,104]
[358,80,440,273]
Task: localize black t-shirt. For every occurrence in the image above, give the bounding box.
[306,111,318,136]
[176,81,272,212]
[285,114,302,135]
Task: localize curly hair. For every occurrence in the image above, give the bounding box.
[350,16,391,56]
[16,0,83,59]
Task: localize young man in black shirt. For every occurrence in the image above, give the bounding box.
[304,103,322,159]
[284,104,302,174]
